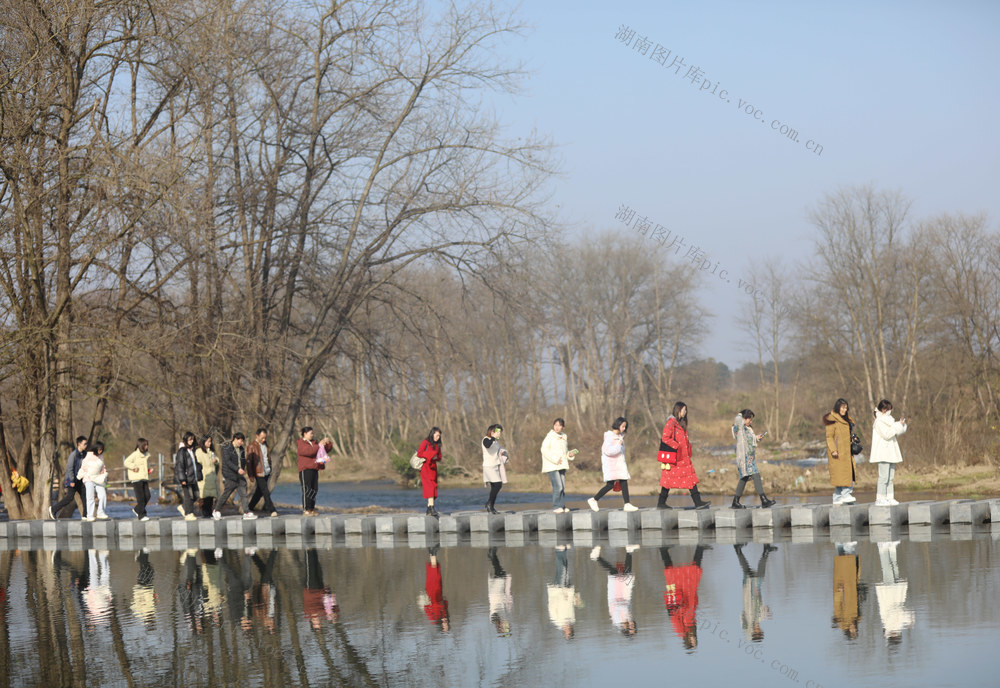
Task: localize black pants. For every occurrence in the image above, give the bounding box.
[179,484,199,515]
[248,476,276,513]
[51,481,86,518]
[593,479,630,503]
[131,480,151,518]
[486,481,502,508]
[201,496,215,517]
[300,469,319,511]
[220,478,249,513]
[658,485,706,507]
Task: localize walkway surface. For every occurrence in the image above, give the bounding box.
[2,498,998,550]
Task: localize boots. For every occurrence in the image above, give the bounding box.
[656,489,672,510]
[691,486,711,510]
[760,496,776,509]
[731,496,746,509]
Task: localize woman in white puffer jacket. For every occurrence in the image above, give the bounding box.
[870,399,907,506]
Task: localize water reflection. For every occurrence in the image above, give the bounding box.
[734,543,775,642]
[0,536,997,686]
[661,544,707,650]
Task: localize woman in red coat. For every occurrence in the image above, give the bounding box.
[424,546,449,631]
[656,401,711,509]
[661,544,708,649]
[417,427,443,517]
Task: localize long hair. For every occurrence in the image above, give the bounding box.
[739,409,755,421]
[671,401,688,430]
[611,417,628,433]
[426,426,442,445]
[833,398,853,423]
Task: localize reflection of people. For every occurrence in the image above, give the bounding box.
[487,547,513,636]
[734,543,776,641]
[482,424,508,514]
[82,549,113,627]
[423,546,449,632]
[303,548,338,629]
[178,548,205,634]
[591,546,637,636]
[824,399,857,505]
[875,541,914,644]
[131,548,157,625]
[730,410,775,509]
[661,545,708,649]
[547,546,580,639]
[249,549,278,633]
[832,541,861,639]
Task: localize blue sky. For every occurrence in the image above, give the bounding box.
[485,0,1000,366]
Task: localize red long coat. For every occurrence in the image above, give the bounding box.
[664,562,702,638]
[659,417,699,489]
[424,562,449,624]
[417,439,441,498]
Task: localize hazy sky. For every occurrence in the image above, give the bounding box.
[487,0,1000,366]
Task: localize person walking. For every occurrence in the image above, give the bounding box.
[174,432,200,520]
[730,410,775,509]
[220,432,255,519]
[656,402,710,509]
[246,428,278,517]
[482,424,508,514]
[423,545,449,631]
[591,546,637,636]
[196,434,221,519]
[296,427,332,516]
[547,545,579,640]
[77,441,109,521]
[123,438,153,520]
[541,418,578,513]
[871,400,907,506]
[49,436,89,519]
[417,427,443,517]
[487,547,513,637]
[587,417,637,512]
[734,543,776,641]
[824,398,857,504]
[661,544,709,650]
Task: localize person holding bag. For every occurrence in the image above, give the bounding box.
[482,424,509,514]
[296,426,332,516]
[587,417,637,512]
[824,398,858,504]
[417,427,443,517]
[656,401,710,510]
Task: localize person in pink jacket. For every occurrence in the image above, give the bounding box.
[77,441,109,521]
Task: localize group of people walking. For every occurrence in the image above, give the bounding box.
[49,395,908,521]
[50,426,334,521]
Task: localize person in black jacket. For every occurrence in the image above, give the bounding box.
[49,436,89,519]
[174,431,200,519]
[219,432,255,519]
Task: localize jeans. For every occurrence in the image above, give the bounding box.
[833,485,854,501]
[548,469,566,509]
[131,480,150,518]
[220,477,249,513]
[84,481,107,518]
[875,463,895,501]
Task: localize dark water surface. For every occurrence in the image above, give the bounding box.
[1,533,997,687]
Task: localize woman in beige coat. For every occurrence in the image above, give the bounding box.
[823,398,856,504]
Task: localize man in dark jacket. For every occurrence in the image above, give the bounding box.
[219,432,255,519]
[49,436,89,519]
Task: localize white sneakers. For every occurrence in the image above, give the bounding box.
[588,498,599,512]
[183,513,197,521]
[243,512,258,520]
[177,505,186,516]
[140,516,149,522]
[875,498,901,506]
[623,503,639,512]
[212,510,222,520]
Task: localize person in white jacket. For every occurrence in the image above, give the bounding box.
[77,441,109,521]
[870,399,907,506]
[588,417,637,512]
[541,418,578,513]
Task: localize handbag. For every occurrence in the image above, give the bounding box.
[612,480,622,492]
[409,452,426,470]
[849,423,863,456]
[657,447,678,465]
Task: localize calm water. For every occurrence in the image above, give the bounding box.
[1,534,997,687]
